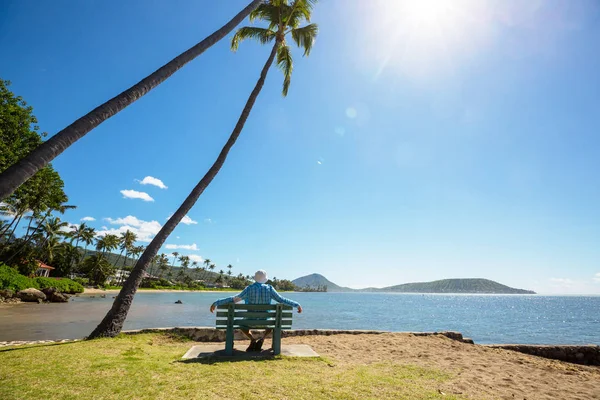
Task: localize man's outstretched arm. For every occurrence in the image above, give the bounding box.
[270,287,303,313]
[209,287,249,313]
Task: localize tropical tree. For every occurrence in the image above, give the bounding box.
[88,0,318,339]
[0,1,266,201]
[82,254,115,286]
[96,234,119,256]
[171,252,180,267]
[116,230,137,270]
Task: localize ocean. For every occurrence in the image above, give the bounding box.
[1,292,598,344]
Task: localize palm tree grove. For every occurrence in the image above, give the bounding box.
[0,1,318,339]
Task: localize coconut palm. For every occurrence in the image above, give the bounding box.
[117,230,137,273]
[88,0,318,339]
[171,252,180,267]
[67,222,90,271]
[96,234,119,256]
[82,254,115,286]
[0,1,266,202]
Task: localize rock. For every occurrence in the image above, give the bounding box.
[40,287,70,303]
[0,289,14,299]
[17,288,47,302]
[49,292,69,303]
[41,287,58,297]
[175,300,183,304]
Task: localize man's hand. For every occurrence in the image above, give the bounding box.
[210,304,216,313]
[297,305,303,314]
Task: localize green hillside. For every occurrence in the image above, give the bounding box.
[80,249,221,281]
[292,273,354,292]
[376,278,535,294]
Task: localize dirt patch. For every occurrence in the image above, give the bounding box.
[280,333,600,400]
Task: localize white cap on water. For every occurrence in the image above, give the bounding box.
[254,270,268,284]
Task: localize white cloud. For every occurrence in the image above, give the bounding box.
[81,216,96,222]
[121,190,154,202]
[59,223,78,233]
[594,273,600,283]
[98,215,162,242]
[204,218,213,224]
[166,214,198,225]
[188,255,204,263]
[137,176,168,189]
[165,243,199,251]
[181,215,198,225]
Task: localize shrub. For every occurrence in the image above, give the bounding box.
[72,277,89,286]
[0,263,36,291]
[34,277,84,294]
[0,263,84,294]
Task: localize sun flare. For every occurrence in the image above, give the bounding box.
[362,0,491,79]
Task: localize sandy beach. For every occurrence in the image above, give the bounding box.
[284,333,600,400]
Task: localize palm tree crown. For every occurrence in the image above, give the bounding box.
[232,0,318,96]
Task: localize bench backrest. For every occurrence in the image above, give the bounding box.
[216,304,293,330]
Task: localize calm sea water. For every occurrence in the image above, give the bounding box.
[1,292,599,344]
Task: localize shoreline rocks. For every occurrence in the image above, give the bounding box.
[41,288,70,303]
[17,288,46,302]
[1,287,73,304]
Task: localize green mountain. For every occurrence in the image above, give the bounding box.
[292,274,536,294]
[291,273,354,292]
[375,278,536,294]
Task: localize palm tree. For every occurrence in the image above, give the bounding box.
[171,251,180,267]
[68,222,90,272]
[115,230,136,270]
[96,234,119,256]
[88,0,318,339]
[227,264,233,276]
[82,254,114,286]
[0,0,266,202]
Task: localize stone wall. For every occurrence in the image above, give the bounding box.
[122,327,474,343]
[486,344,600,366]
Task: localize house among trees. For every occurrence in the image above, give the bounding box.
[36,261,54,277]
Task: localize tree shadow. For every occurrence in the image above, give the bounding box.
[0,340,81,353]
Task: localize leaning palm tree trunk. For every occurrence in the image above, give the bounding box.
[88,41,281,339]
[0,0,263,202]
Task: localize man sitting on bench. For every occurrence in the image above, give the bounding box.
[210,269,303,352]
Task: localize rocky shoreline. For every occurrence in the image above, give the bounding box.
[0,288,72,304]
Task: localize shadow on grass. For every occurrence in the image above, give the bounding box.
[0,340,81,353]
[178,348,281,364]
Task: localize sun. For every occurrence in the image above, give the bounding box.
[400,0,455,27]
[362,0,491,79]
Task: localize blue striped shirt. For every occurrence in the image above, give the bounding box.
[212,282,301,308]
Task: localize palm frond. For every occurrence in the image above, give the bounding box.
[286,0,317,27]
[276,44,293,96]
[249,3,281,29]
[291,23,318,56]
[231,27,276,51]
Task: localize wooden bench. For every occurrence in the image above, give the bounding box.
[216,304,293,355]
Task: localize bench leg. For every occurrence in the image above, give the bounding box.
[225,326,234,356]
[273,327,281,355]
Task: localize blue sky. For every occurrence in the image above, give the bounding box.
[1,0,599,294]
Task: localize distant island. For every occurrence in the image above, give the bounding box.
[292,274,536,294]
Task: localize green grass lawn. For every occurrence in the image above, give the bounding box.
[0,333,462,400]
